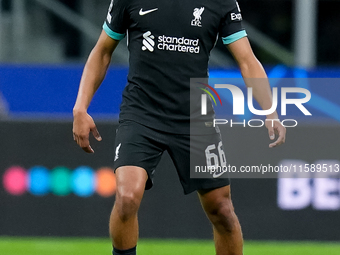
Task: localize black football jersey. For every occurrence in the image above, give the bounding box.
[103,0,246,134]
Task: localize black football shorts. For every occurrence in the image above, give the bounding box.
[113,120,230,194]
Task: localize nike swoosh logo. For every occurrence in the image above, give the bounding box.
[139,8,158,16]
[213,171,225,178]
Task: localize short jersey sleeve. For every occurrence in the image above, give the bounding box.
[219,0,247,45]
[103,0,129,40]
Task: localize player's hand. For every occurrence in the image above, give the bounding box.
[265,119,286,148]
[73,111,102,153]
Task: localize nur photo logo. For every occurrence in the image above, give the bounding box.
[198,81,312,128]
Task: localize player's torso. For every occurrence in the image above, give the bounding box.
[114,0,237,133]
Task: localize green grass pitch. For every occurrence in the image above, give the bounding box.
[0,237,339,255]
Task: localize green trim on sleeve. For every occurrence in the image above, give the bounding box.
[103,22,126,40]
[222,30,247,45]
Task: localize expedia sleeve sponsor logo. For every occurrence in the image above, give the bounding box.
[157,35,200,53]
[229,1,243,22]
[230,13,242,21]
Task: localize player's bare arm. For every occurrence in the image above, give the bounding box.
[227,37,286,148]
[73,31,119,153]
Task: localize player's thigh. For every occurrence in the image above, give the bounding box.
[115,166,148,201]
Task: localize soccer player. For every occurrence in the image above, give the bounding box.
[73,0,286,254]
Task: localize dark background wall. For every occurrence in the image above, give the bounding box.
[1,121,339,240]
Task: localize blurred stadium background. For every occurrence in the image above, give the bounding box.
[0,0,339,254]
